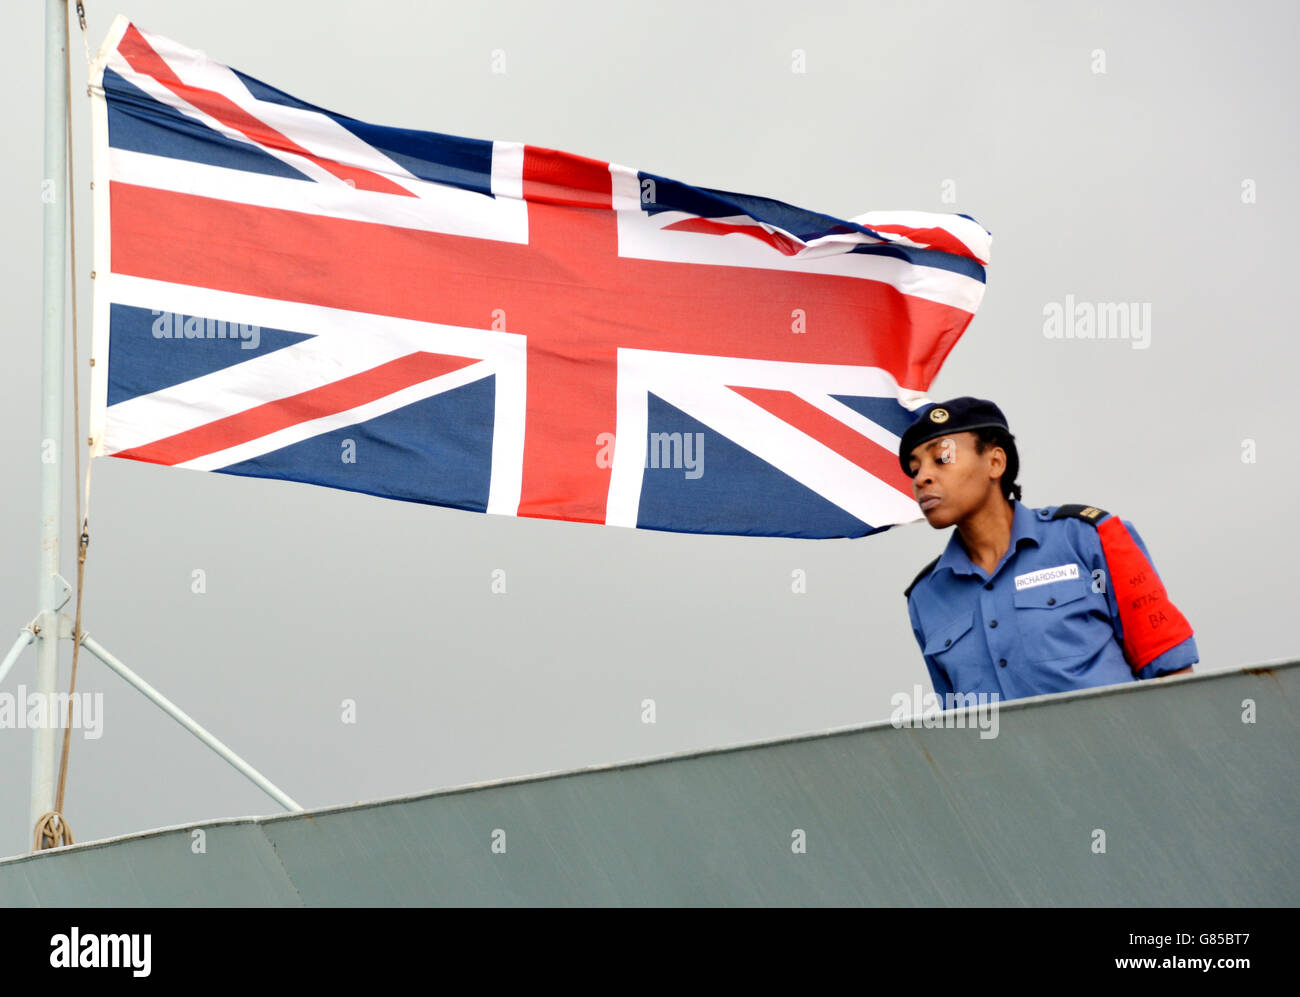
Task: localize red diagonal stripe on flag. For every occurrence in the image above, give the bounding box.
[865,224,978,262]
[727,385,914,496]
[117,24,413,198]
[115,351,481,466]
[663,217,804,256]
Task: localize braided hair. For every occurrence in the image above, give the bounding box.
[972,426,1022,503]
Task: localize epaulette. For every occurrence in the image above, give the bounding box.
[903,555,940,599]
[1050,503,1109,525]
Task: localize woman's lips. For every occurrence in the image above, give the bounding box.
[920,495,941,511]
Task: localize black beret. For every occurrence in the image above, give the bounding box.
[898,396,1017,478]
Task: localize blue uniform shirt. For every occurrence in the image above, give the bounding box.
[906,499,1198,700]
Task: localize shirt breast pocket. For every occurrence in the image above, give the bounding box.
[923,611,979,687]
[1013,576,1102,662]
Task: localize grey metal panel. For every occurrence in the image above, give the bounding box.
[0,821,302,907]
[2,663,1297,906]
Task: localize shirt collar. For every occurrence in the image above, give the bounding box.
[934,499,1043,580]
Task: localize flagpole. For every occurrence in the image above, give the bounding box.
[31,0,70,840]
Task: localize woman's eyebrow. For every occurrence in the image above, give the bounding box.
[908,439,943,465]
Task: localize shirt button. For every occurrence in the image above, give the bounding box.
[1047,597,1056,605]
[989,620,998,628]
[944,638,951,647]
[999,658,1007,667]
[984,583,993,591]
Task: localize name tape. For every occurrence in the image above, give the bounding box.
[1014,563,1080,590]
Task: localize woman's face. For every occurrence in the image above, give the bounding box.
[907,431,1005,528]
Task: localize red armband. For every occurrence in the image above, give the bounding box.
[1096,516,1194,672]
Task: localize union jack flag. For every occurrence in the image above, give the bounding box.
[88,16,991,539]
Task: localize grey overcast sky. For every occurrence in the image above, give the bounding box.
[1,0,1296,860]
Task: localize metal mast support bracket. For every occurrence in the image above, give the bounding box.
[52,574,71,613]
[1,621,304,831]
[75,632,305,815]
